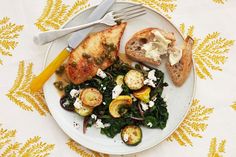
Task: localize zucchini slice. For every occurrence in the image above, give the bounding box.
[121,125,142,146]
[109,95,132,118]
[124,70,144,90]
[75,105,93,117]
[80,88,103,107]
[133,86,151,103]
[115,75,124,85]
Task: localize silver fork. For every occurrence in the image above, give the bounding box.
[34,4,146,45]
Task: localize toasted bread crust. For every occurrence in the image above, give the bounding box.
[166,36,194,86]
[66,23,127,84]
[125,28,175,66]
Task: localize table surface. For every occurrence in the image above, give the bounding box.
[0,0,235,156]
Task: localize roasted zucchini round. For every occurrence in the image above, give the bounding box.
[124,70,144,90]
[80,88,103,107]
[75,105,93,117]
[121,125,142,146]
[109,95,132,118]
[133,86,151,103]
[115,75,124,85]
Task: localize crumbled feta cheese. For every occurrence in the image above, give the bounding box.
[149,101,155,108]
[143,66,150,71]
[104,123,111,128]
[73,98,82,109]
[152,97,157,101]
[123,133,129,142]
[91,114,97,120]
[144,70,157,88]
[112,85,123,99]
[70,89,80,98]
[95,119,105,128]
[102,102,106,105]
[147,122,153,127]
[96,68,107,79]
[130,94,137,101]
[141,102,149,111]
[144,79,156,88]
[103,87,106,90]
[163,96,168,102]
[101,84,104,87]
[148,70,157,81]
[62,100,70,107]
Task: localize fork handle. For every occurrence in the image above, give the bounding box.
[34,19,102,45]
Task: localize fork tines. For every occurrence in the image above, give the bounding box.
[113,4,146,22]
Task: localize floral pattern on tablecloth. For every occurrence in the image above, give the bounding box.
[6,61,49,116]
[0,125,54,156]
[168,99,214,146]
[35,0,90,31]
[0,17,23,65]
[0,0,236,156]
[179,23,234,80]
[208,137,226,157]
[212,0,226,4]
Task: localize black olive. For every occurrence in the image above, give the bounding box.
[60,95,75,111]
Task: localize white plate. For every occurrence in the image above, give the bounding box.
[43,1,196,155]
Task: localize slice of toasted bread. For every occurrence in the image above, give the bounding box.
[125,28,176,66]
[166,36,194,86]
[66,23,127,84]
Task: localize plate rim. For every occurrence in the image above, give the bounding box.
[43,1,197,155]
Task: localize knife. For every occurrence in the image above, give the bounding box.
[30,0,116,91]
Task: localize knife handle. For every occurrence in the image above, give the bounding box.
[30,48,70,92]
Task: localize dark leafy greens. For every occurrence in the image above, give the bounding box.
[61,58,168,138]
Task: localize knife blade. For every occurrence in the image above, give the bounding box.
[30,0,116,91]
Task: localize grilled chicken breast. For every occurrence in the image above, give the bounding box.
[66,23,127,84]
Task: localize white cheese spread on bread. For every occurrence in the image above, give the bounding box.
[141,30,182,65]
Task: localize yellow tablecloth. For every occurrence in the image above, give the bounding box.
[0,0,235,156]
